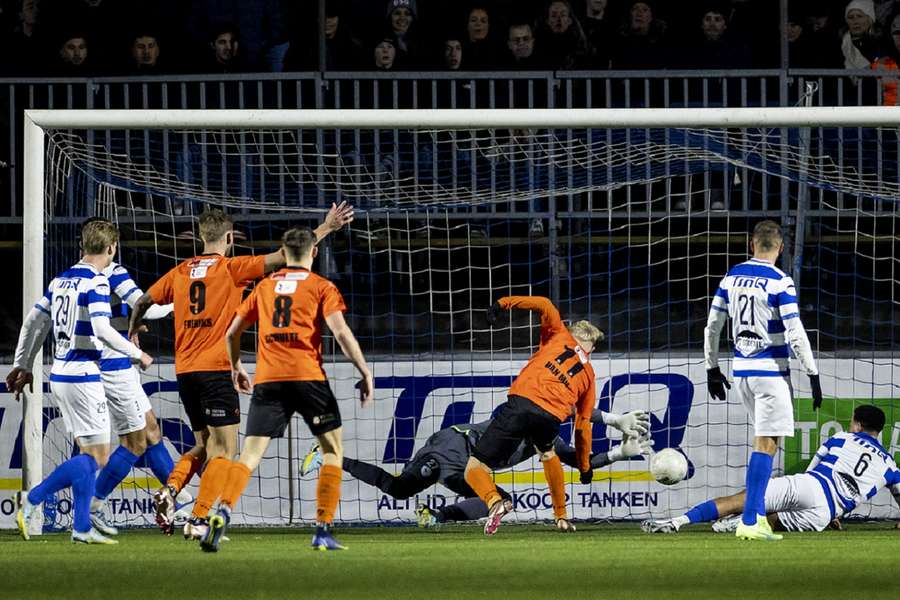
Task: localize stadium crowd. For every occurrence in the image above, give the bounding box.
[2,0,900,76]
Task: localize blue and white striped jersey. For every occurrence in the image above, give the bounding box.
[14,261,144,383]
[806,431,900,519]
[704,258,818,377]
[99,262,173,373]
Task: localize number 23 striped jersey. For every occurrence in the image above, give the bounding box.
[704,258,818,378]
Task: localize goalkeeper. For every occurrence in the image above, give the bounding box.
[301,409,651,526]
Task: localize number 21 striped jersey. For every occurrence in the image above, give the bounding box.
[704,258,818,378]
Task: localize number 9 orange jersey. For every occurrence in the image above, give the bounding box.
[148,254,265,374]
[235,266,347,384]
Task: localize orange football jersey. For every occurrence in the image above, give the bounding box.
[148,253,265,374]
[235,267,346,384]
[503,296,596,423]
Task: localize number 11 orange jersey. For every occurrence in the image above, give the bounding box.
[148,253,265,375]
[235,266,347,384]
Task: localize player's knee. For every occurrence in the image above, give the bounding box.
[123,435,147,456]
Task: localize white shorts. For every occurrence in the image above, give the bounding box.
[101,367,151,435]
[50,378,110,443]
[735,375,794,437]
[764,473,832,532]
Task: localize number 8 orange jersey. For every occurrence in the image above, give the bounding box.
[235,266,347,384]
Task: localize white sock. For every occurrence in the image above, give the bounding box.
[90,497,104,512]
[672,515,690,528]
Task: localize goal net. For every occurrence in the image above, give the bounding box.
[18,108,900,530]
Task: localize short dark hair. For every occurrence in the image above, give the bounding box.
[853,405,886,434]
[282,227,317,260]
[752,220,783,251]
[210,21,239,42]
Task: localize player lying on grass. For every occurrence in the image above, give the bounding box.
[129,204,352,538]
[76,219,189,537]
[198,226,373,553]
[8,219,153,544]
[301,410,651,526]
[464,296,603,535]
[642,404,900,534]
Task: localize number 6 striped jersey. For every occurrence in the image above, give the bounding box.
[234,266,346,383]
[704,258,817,378]
[147,253,264,375]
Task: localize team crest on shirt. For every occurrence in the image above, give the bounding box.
[275,280,298,294]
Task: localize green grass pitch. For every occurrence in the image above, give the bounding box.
[1,523,897,599]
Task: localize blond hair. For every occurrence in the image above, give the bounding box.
[282,227,317,260]
[568,320,604,345]
[81,219,119,254]
[198,209,233,243]
[752,220,783,252]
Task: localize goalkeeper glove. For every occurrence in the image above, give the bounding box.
[486,301,505,327]
[603,410,650,437]
[707,367,731,401]
[809,374,823,410]
[579,469,593,485]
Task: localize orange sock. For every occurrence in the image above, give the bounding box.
[465,467,501,509]
[191,457,231,519]
[316,464,342,525]
[542,455,567,520]
[166,453,202,492]
[221,462,252,509]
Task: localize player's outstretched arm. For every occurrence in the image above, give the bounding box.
[314,201,354,242]
[91,301,152,370]
[324,310,373,406]
[224,314,253,393]
[6,305,52,401]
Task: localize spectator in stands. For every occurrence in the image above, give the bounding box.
[611,1,668,70]
[6,0,47,74]
[372,35,397,71]
[206,22,244,73]
[285,0,362,71]
[385,0,422,68]
[463,5,500,70]
[504,21,544,69]
[536,0,588,70]
[53,33,92,75]
[583,0,613,69]
[841,0,883,68]
[128,31,163,74]
[188,0,287,72]
[801,1,844,68]
[676,2,751,69]
[872,14,900,104]
[443,33,463,70]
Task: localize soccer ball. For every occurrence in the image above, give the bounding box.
[649,448,688,486]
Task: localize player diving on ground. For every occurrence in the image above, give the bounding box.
[301,409,651,526]
[642,404,900,534]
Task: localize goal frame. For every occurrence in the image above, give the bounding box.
[21,105,900,531]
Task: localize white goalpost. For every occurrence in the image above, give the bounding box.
[19,107,900,531]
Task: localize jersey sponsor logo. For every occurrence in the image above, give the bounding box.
[183,317,213,329]
[735,330,766,355]
[56,279,81,290]
[189,266,209,279]
[274,280,298,294]
[284,272,309,281]
[732,276,770,291]
[188,258,218,268]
